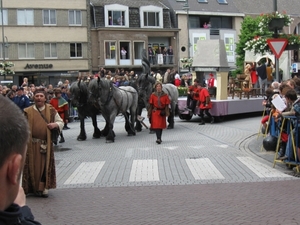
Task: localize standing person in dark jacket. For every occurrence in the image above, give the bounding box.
[13,86,30,111]
[256,57,269,96]
[0,95,41,225]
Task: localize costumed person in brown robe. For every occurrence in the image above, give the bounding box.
[23,88,63,197]
[147,82,170,144]
[50,88,69,143]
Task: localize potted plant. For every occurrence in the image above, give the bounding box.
[244,11,297,55]
[258,11,293,31]
[0,61,15,76]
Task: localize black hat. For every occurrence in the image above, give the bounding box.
[16,86,24,91]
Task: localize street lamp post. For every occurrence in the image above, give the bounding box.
[272,0,280,81]
[1,0,5,61]
[183,0,190,70]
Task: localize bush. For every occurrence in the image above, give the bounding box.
[177,87,188,96]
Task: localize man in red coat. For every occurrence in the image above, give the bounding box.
[195,84,214,125]
[50,88,69,143]
[186,79,200,113]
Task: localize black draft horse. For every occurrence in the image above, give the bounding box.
[89,78,138,143]
[69,80,103,141]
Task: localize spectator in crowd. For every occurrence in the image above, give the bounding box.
[167,46,173,64]
[21,77,29,87]
[13,87,30,111]
[121,47,127,59]
[50,88,69,143]
[256,57,268,95]
[163,47,168,64]
[22,88,63,197]
[148,47,155,65]
[163,69,170,84]
[180,75,190,88]
[174,71,181,87]
[0,95,41,225]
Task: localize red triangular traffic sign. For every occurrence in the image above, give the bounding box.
[267,38,288,59]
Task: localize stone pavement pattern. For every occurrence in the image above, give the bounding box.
[26,114,300,224]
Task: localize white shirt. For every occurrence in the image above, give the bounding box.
[121,49,127,56]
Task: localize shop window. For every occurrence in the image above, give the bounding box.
[17,9,34,25]
[105,5,129,27]
[69,10,82,26]
[18,43,35,59]
[70,43,82,58]
[44,43,57,58]
[140,6,163,28]
[43,9,56,25]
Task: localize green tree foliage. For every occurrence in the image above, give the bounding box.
[234,16,260,75]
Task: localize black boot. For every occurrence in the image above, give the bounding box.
[59,133,65,143]
[59,137,65,143]
[278,142,287,158]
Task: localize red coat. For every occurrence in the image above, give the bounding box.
[174,79,181,87]
[49,97,68,120]
[251,70,258,84]
[196,88,212,109]
[188,85,198,100]
[149,92,170,129]
[208,78,214,88]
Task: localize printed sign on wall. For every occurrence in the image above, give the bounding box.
[224,33,235,63]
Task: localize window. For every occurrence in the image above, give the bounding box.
[143,12,159,27]
[105,4,129,27]
[108,11,125,26]
[140,6,163,28]
[69,10,82,25]
[198,0,208,2]
[0,44,8,59]
[217,0,227,4]
[44,43,57,58]
[70,43,82,58]
[0,9,8,25]
[17,9,34,25]
[18,43,35,59]
[189,16,200,28]
[105,41,116,59]
[43,10,56,25]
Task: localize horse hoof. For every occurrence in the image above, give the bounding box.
[167,126,174,129]
[135,129,142,132]
[106,139,114,143]
[92,136,101,139]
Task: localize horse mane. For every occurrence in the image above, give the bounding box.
[88,79,99,95]
[137,73,155,86]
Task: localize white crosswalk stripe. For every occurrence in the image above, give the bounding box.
[185,158,225,180]
[237,157,291,178]
[129,159,160,182]
[64,161,105,185]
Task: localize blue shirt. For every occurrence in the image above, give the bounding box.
[13,95,30,111]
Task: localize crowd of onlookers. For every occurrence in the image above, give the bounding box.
[260,76,300,172]
[0,78,71,112]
